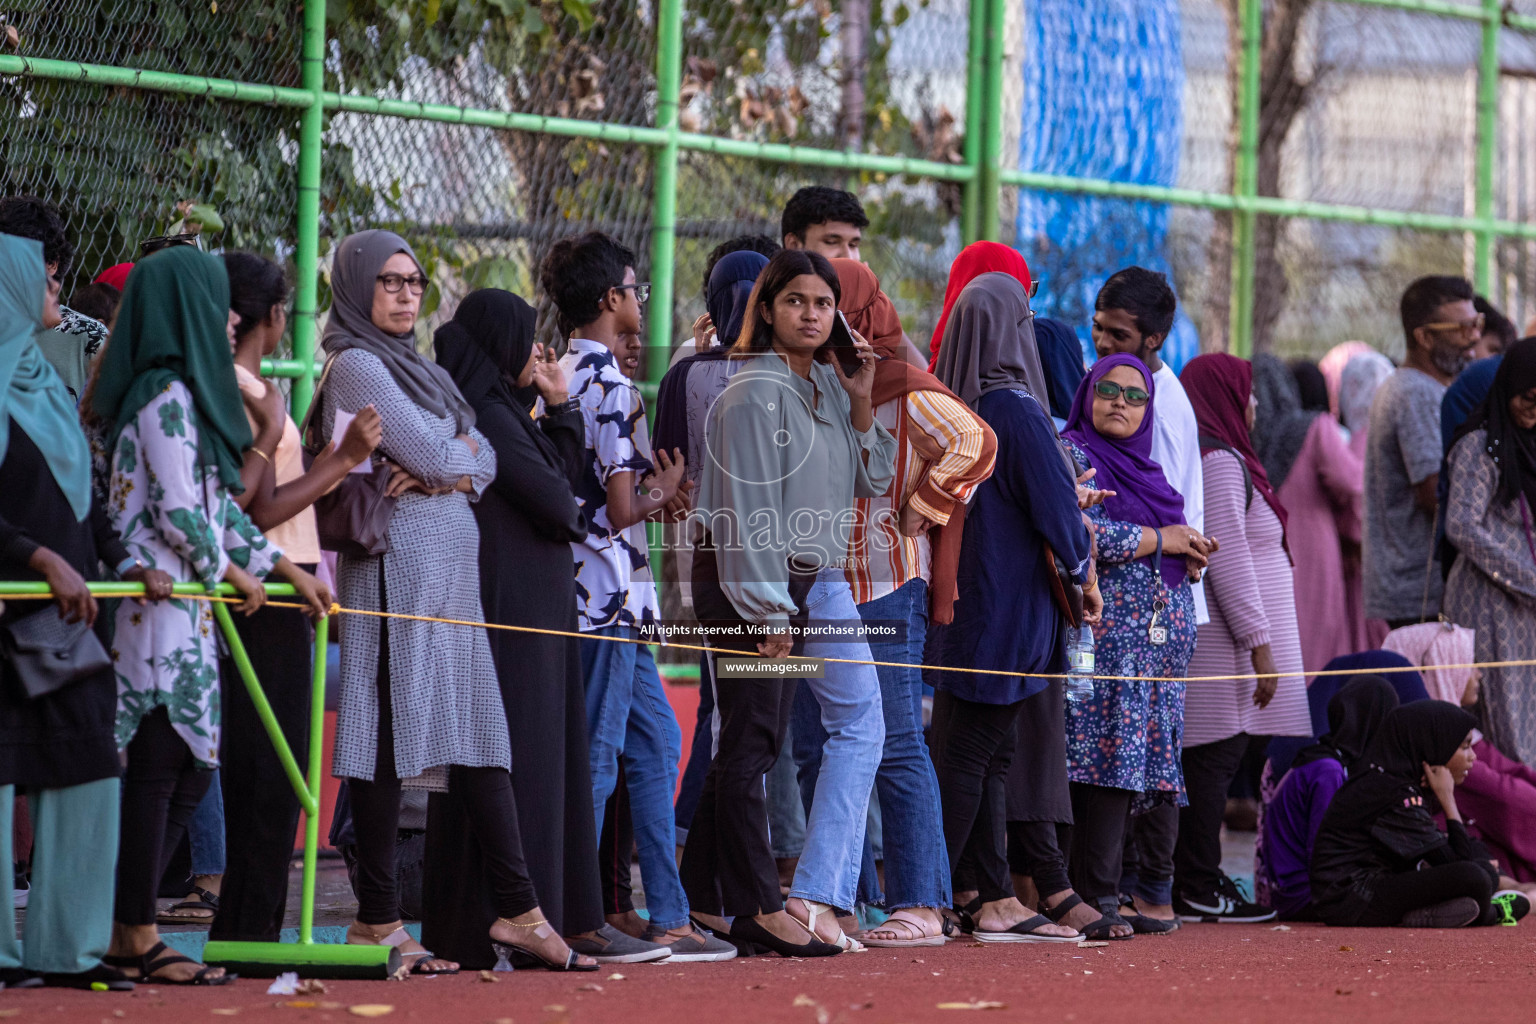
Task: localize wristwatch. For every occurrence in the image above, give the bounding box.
[544,398,580,416]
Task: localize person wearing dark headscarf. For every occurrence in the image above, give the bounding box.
[1289,360,1329,413]
[655,250,774,852]
[92,247,331,985]
[0,234,172,991]
[1443,337,1536,767]
[1060,353,1210,937]
[927,272,1089,945]
[1252,354,1365,675]
[420,289,611,968]
[1033,317,1086,427]
[1256,677,1399,920]
[319,233,592,973]
[1310,701,1505,927]
[1174,354,1311,924]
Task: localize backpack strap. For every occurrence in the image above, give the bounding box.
[1198,435,1253,512]
[297,353,340,452]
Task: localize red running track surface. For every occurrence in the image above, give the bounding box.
[9,921,1533,1024]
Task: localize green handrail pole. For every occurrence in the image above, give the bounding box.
[978,0,1007,242]
[291,0,327,420]
[1473,0,1500,293]
[300,614,329,945]
[212,601,316,811]
[961,0,988,243]
[1229,0,1262,357]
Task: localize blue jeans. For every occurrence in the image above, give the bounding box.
[794,577,949,911]
[580,626,689,929]
[187,768,226,877]
[785,570,885,912]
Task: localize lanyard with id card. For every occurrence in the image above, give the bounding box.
[1148,528,1169,646]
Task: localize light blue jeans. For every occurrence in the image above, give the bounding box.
[794,578,950,910]
[580,625,689,930]
[787,569,885,912]
[186,768,225,877]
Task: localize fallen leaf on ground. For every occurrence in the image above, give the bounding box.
[1339,946,1354,952]
[606,972,626,981]
[297,978,328,995]
[543,1006,567,1013]
[1271,925,1292,931]
[1077,941,1109,948]
[578,983,604,993]
[1335,989,1353,996]
[478,970,498,983]
[0,1013,23,1020]
[210,1013,240,1018]
[348,1006,395,1018]
[284,1002,317,1009]
[936,1001,1007,1011]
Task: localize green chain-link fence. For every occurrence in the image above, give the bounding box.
[4,0,1536,380]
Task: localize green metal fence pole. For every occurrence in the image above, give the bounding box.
[291,0,327,419]
[650,0,682,369]
[300,614,329,945]
[961,0,987,243]
[978,0,1007,242]
[1229,0,1262,357]
[1474,0,1500,293]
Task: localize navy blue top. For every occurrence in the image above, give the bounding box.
[930,388,1091,705]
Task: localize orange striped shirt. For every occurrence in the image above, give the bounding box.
[846,389,996,605]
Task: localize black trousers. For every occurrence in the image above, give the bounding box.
[348,620,538,925]
[210,596,313,942]
[599,768,635,916]
[678,667,796,917]
[930,690,1023,905]
[1174,733,1251,898]
[116,707,214,925]
[1349,861,1496,927]
[1066,783,1132,906]
[1120,801,1178,905]
[1005,820,1072,900]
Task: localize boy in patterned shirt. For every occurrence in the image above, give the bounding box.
[540,232,734,963]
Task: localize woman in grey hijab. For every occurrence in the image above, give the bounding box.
[319,232,596,974]
[927,273,1099,944]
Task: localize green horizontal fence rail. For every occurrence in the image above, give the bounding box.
[4,0,1534,371]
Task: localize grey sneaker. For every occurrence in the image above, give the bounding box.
[565,924,670,963]
[641,923,739,962]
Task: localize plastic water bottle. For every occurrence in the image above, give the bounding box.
[1065,624,1096,703]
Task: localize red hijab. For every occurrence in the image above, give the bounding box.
[1180,353,1288,540]
[831,257,960,408]
[926,242,1032,371]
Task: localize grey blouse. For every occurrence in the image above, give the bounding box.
[695,352,897,629]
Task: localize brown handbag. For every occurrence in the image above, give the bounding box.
[298,356,397,558]
[1043,542,1085,629]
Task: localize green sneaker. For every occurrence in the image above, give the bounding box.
[1491,890,1530,926]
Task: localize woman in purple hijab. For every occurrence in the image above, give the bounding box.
[1059,353,1214,937]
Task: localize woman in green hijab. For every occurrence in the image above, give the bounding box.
[0,233,175,990]
[91,246,329,985]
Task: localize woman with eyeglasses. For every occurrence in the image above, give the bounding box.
[320,231,594,974]
[1059,353,1209,938]
[1443,337,1536,767]
[1174,354,1311,925]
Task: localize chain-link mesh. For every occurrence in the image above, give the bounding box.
[1006,0,1536,365]
[6,1,1536,362]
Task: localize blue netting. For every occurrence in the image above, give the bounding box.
[1014,0,1199,371]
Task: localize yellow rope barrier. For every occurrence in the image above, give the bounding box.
[2,589,1530,685]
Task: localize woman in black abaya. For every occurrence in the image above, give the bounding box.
[424,289,602,968]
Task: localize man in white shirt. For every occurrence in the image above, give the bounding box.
[1091,267,1208,624]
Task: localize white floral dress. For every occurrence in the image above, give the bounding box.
[106,381,281,765]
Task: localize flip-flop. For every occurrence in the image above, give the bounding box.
[973,913,1082,944]
[156,885,218,925]
[857,909,952,947]
[1118,898,1181,934]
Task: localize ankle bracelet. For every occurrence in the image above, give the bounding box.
[495,917,550,928]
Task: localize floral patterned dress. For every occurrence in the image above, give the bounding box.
[1063,438,1195,804]
[106,381,281,765]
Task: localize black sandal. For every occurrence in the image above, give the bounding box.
[973,913,1081,944]
[157,885,219,924]
[1080,903,1135,941]
[42,963,136,990]
[947,897,984,934]
[1118,896,1181,935]
[103,941,235,986]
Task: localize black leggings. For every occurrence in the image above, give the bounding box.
[1352,861,1496,928]
[1066,783,1133,907]
[115,707,214,925]
[1005,820,1072,901]
[348,620,538,926]
[930,691,1023,905]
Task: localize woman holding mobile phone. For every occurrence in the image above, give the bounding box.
[684,249,896,957]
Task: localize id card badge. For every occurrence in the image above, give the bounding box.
[1148,599,1169,646]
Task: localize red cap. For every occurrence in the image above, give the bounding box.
[94,263,134,292]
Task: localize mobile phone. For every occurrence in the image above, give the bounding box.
[823,309,864,376]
